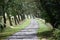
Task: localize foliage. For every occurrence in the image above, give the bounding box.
[0,19,30,39]
[36,19,53,39]
[53,29,60,40]
[35,0,60,28]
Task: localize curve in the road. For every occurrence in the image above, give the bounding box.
[5,19,39,40]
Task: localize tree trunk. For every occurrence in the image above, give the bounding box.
[7,13,13,26]
[16,16,19,24]
[14,15,17,25]
[20,14,24,20]
[2,5,6,28]
[23,14,25,19]
[3,13,6,28]
[17,15,20,22]
[27,15,29,19]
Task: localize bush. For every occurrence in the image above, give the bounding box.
[37,31,53,38]
[53,29,60,40]
[0,24,4,32]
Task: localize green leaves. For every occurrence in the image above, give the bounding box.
[35,0,60,28]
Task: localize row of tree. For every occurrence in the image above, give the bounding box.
[0,0,27,32]
[0,0,39,32]
[1,0,59,32]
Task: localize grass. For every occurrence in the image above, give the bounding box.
[36,18,53,39]
[0,19,30,39]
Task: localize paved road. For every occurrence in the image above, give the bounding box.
[5,19,39,40]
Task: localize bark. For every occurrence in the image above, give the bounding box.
[7,13,13,26]
[3,13,6,28]
[23,14,25,19]
[2,5,6,28]
[14,15,20,25]
[17,15,20,22]
[20,14,24,20]
[14,16,17,25]
[16,16,19,24]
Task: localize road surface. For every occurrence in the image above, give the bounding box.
[5,19,39,40]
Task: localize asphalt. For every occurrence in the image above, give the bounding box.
[5,19,39,40]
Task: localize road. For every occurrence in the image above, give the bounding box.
[5,19,39,40]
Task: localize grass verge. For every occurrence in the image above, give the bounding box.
[36,18,53,39]
[0,19,30,39]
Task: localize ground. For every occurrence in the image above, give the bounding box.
[2,19,39,40]
[37,18,53,40]
[0,19,53,40]
[0,19,30,40]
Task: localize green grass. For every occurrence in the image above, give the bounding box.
[36,18,53,39]
[37,19,53,33]
[0,19,30,39]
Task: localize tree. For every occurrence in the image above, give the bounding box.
[35,0,60,28]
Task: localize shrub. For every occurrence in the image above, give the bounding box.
[37,31,53,38]
[0,24,4,32]
[53,29,60,40]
